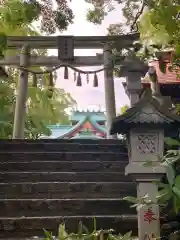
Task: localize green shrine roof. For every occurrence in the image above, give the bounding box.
[70,111,106,122]
[46,110,106,139]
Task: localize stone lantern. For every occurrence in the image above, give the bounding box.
[118,55,149,106]
[110,89,180,240]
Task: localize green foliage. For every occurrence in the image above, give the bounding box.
[108,231,133,240]
[85,0,179,70]
[87,8,107,25]
[122,194,154,211]
[24,86,75,139]
[0,11,76,139]
[138,1,179,69]
[119,105,129,115]
[156,147,180,214]
[0,0,40,28]
[43,221,135,240]
[85,0,146,29]
[107,24,123,36]
[0,0,74,35]
[0,70,76,139]
[0,77,14,138]
[175,105,180,116]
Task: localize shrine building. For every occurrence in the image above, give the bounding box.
[46,110,106,139]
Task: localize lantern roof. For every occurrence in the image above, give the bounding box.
[110,90,180,134]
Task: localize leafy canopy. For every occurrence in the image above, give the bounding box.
[0,0,74,34]
[0,0,76,139]
[85,0,180,68]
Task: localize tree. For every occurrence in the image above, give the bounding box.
[138,1,179,70]
[0,1,76,139]
[0,0,74,35]
[85,0,179,70]
[26,87,75,139]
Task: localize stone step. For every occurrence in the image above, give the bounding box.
[0,161,128,172]
[0,182,136,199]
[0,139,124,144]
[0,199,136,217]
[0,215,137,238]
[0,152,128,162]
[0,140,127,153]
[0,172,132,182]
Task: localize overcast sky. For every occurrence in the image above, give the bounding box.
[53,0,130,111]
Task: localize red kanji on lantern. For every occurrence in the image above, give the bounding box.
[144,208,156,223]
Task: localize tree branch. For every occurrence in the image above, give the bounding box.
[130,0,145,32]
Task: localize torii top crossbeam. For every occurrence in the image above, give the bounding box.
[6,33,139,49]
[1,33,139,67]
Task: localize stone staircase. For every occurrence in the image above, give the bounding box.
[0,139,137,238]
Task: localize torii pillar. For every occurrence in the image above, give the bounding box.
[103,44,117,139]
[13,45,30,139]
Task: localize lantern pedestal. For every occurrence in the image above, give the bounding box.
[137,181,161,240]
[110,88,180,240]
[126,169,165,240]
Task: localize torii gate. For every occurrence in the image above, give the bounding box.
[0,33,139,139]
